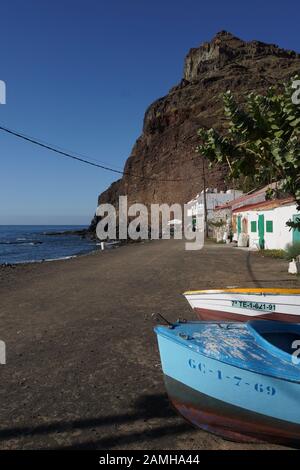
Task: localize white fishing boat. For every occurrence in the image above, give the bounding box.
[183,288,300,322]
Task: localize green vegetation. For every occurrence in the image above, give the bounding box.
[196,76,300,229]
[209,219,226,228]
[256,249,287,259]
[285,242,300,261]
[256,243,300,260]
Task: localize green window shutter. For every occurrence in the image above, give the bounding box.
[266,220,273,233]
[237,216,242,235]
[293,215,300,243]
[251,221,257,233]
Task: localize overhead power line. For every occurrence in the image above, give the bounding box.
[0,124,131,176]
[0,124,225,183]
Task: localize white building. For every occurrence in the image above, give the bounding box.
[233,198,300,250]
[187,189,243,233]
[211,183,285,244]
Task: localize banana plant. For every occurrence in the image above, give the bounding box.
[197,76,300,229]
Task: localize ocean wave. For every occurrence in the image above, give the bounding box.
[6,254,78,265]
[0,240,43,246]
[44,255,77,262]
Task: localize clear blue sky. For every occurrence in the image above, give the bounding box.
[0,0,299,224]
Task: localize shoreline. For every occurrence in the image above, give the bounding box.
[0,253,80,267]
[0,239,127,268]
[0,226,98,267]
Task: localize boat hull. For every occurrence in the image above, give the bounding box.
[184,289,300,323]
[164,375,300,446]
[156,325,300,446]
[194,307,300,323]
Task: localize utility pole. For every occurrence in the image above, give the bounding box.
[202,157,209,238]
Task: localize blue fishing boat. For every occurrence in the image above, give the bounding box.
[154,320,300,445]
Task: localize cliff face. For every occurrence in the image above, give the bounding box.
[97,31,300,209]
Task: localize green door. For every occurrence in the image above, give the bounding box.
[258,214,265,249]
[293,214,300,243]
[237,216,242,236]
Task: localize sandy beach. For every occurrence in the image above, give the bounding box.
[0,239,300,450]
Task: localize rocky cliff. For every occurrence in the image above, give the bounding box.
[96,31,300,211]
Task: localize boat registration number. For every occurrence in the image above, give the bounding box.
[188,359,276,396]
[232,300,276,312]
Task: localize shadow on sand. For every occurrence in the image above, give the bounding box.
[0,393,195,449]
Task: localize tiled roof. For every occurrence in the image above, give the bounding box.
[214,182,281,211]
[232,197,295,213]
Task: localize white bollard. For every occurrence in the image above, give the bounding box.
[288,259,299,274]
[101,242,105,251]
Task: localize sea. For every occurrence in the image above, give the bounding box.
[0,225,98,264]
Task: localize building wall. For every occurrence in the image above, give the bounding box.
[232,211,249,243]
[211,208,232,241]
[187,190,243,219]
[247,211,260,248]
[236,204,299,250]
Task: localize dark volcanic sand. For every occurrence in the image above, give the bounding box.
[0,240,299,450]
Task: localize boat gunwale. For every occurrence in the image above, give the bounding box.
[183,288,300,296]
[184,297,300,310]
